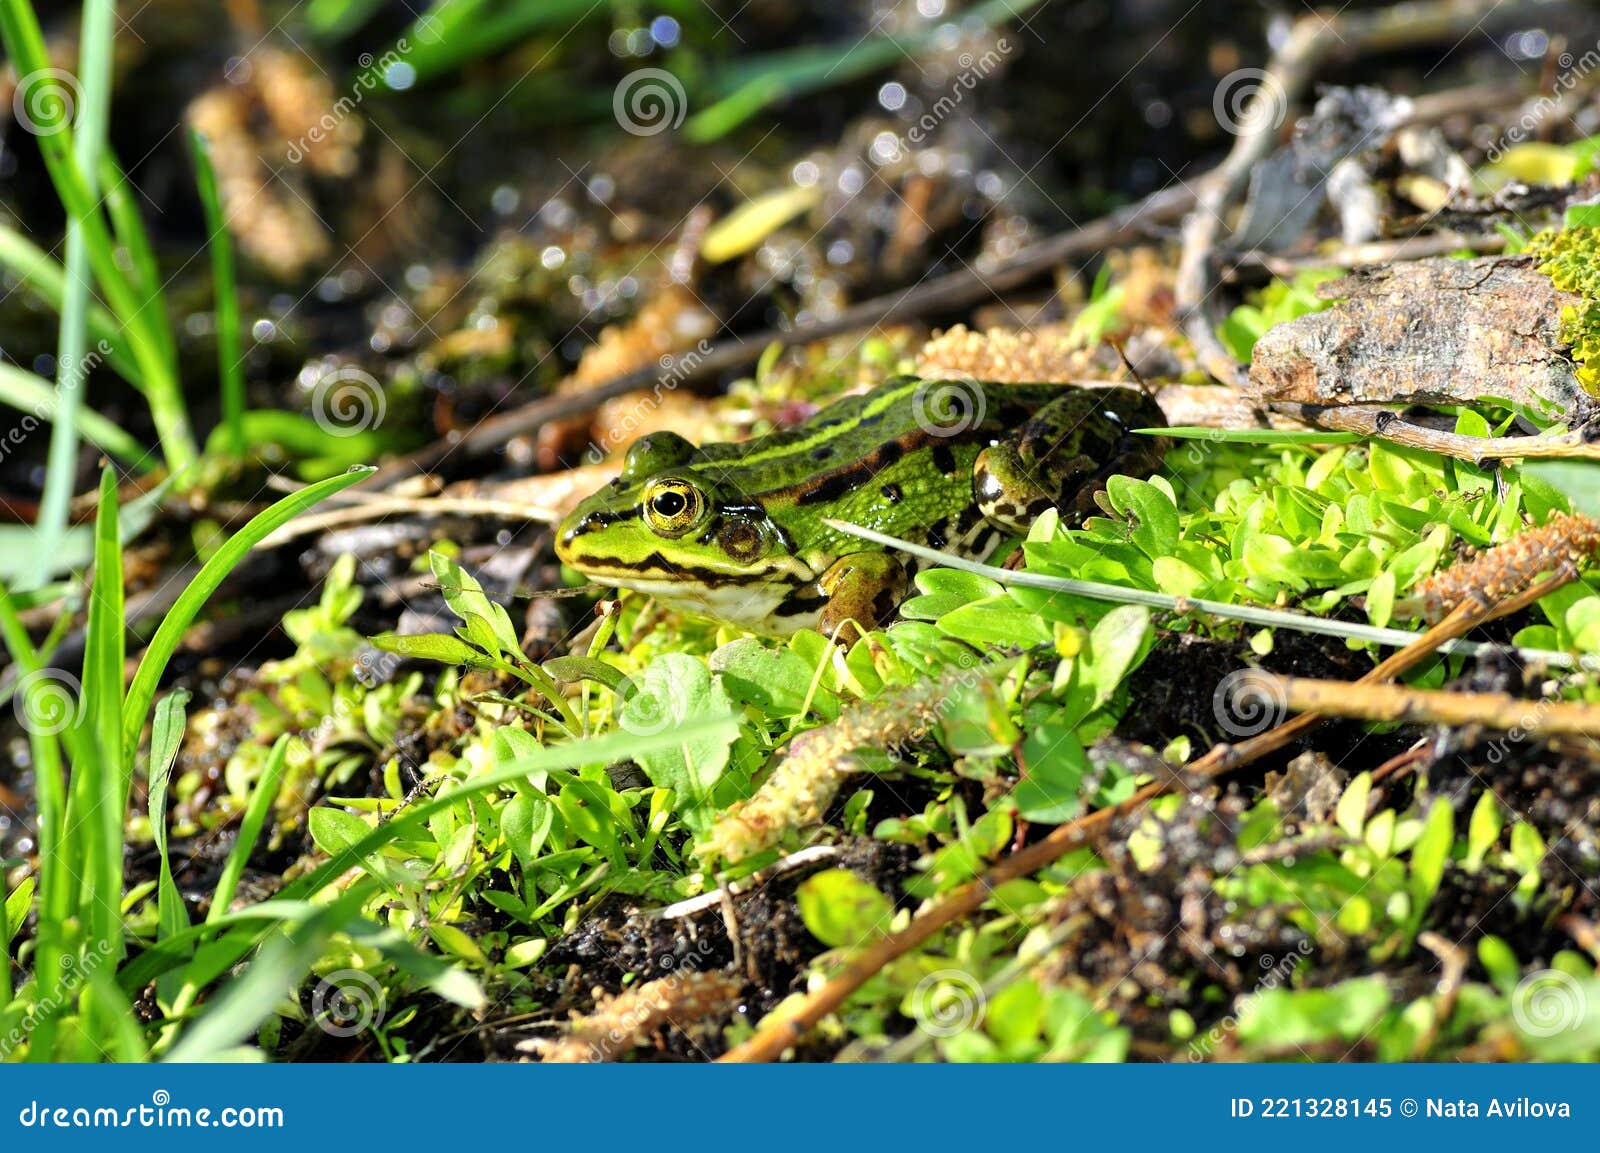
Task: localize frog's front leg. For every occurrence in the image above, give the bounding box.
[808,551,908,642]
[974,388,1167,532]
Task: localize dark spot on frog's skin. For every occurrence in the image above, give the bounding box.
[926,519,949,551]
[811,444,835,461]
[932,444,957,475]
[881,483,903,504]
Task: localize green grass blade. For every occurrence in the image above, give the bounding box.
[121,467,376,763]
[99,152,175,368]
[0,362,145,463]
[162,890,371,1062]
[26,0,114,592]
[0,0,196,479]
[0,581,71,1056]
[147,688,193,943]
[0,873,11,1004]
[1145,426,1365,444]
[119,718,737,994]
[188,130,244,458]
[207,734,290,924]
[77,467,127,961]
[0,225,139,382]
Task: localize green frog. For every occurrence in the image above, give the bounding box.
[556,376,1167,636]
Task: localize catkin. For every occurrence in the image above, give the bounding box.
[702,666,991,864]
[1396,512,1600,623]
[523,970,743,1063]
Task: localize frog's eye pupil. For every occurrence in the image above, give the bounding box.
[652,490,687,518]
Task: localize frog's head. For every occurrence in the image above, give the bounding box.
[557,433,799,607]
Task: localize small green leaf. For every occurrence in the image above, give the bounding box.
[309,806,375,858]
[1336,773,1372,839]
[1409,799,1454,907]
[1465,792,1503,870]
[796,869,893,949]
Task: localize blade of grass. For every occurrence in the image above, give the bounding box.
[121,467,376,765]
[27,0,115,592]
[74,468,126,963]
[0,582,72,1058]
[121,718,738,994]
[0,226,138,382]
[0,361,145,463]
[99,153,174,368]
[0,873,11,1004]
[161,889,370,1062]
[147,688,192,944]
[207,734,289,924]
[188,130,244,458]
[0,0,196,478]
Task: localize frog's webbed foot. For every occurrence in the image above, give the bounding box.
[975,388,1168,532]
[816,551,907,643]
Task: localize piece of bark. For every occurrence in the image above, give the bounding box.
[1247,255,1590,418]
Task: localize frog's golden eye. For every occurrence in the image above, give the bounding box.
[642,479,705,537]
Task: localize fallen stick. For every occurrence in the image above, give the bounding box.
[1247,672,1600,736]
[717,572,1567,1062]
[1175,0,1557,389]
[370,184,1199,487]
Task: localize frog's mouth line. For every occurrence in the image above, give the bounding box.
[566,550,814,589]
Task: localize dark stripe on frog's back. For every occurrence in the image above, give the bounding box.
[689,378,1060,497]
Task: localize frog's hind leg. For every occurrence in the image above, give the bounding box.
[973,388,1167,532]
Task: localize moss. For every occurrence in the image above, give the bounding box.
[1526,226,1600,391]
